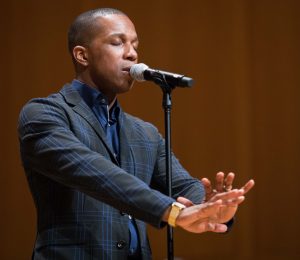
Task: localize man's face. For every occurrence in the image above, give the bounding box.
[85,14,138,98]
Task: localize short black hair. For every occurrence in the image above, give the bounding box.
[68,8,126,54]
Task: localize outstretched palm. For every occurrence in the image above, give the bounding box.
[177,172,254,227]
[201,172,254,223]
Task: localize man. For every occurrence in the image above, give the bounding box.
[18,8,254,260]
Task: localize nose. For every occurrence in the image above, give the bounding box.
[124,44,138,61]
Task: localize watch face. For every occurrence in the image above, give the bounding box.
[173,202,186,209]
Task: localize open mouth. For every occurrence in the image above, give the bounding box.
[122,67,131,73]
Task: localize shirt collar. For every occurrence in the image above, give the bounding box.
[71,79,121,121]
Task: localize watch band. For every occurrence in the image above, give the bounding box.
[168,202,186,227]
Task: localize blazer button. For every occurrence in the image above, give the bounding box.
[116,240,126,249]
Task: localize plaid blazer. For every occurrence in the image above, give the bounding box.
[18,83,204,260]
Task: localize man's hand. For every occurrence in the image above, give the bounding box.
[200,172,255,223]
[162,173,255,234]
[201,172,236,201]
[201,172,255,201]
[173,189,245,233]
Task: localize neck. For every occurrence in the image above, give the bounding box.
[76,74,117,107]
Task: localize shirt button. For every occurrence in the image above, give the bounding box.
[116,240,126,249]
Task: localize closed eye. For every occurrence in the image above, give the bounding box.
[111,40,123,46]
[133,43,138,51]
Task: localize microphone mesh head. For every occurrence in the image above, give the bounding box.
[130,63,149,81]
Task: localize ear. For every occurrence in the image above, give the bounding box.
[73,46,89,67]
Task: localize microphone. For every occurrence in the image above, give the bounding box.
[130,63,194,87]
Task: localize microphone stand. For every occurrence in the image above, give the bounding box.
[162,87,174,260]
[150,71,192,260]
[154,75,176,260]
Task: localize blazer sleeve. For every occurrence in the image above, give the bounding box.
[18,97,174,228]
[151,132,205,205]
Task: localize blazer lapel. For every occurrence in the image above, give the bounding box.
[59,84,118,165]
[119,112,136,176]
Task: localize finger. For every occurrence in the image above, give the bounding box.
[221,196,245,206]
[211,223,228,233]
[177,200,222,225]
[210,189,244,202]
[215,172,225,192]
[179,219,228,234]
[177,196,194,207]
[224,172,235,191]
[193,222,228,234]
[201,178,213,195]
[240,179,255,194]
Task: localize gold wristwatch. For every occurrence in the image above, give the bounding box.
[168,202,186,227]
